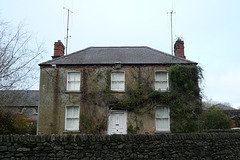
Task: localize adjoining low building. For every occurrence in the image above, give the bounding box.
[38,40,197,135]
[203,103,240,128]
[0,90,39,125]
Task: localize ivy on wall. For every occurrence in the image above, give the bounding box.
[81,65,203,133]
[110,65,203,133]
[168,65,203,132]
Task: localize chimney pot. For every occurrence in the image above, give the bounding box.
[174,39,186,59]
[52,40,65,59]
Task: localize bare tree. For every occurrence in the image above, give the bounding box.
[0,21,44,90]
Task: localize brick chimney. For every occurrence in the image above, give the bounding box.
[174,39,186,59]
[52,40,65,59]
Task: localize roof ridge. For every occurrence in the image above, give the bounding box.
[87,46,149,48]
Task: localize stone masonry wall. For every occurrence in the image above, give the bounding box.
[1,133,240,159]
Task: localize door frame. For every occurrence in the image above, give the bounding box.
[108,110,127,135]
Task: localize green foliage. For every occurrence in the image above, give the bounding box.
[168,65,203,133]
[127,125,139,134]
[0,109,29,134]
[29,121,37,135]
[148,91,172,105]
[200,110,232,129]
[80,114,107,134]
[117,84,147,111]
[169,65,202,101]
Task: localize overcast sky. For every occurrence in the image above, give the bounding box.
[1,0,240,108]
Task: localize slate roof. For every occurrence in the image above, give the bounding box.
[0,90,39,107]
[39,46,197,66]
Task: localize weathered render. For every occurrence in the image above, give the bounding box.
[38,40,197,135]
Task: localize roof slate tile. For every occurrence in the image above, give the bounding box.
[39,46,197,66]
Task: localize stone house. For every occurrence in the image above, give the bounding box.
[38,40,197,135]
[0,90,39,125]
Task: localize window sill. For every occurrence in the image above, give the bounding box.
[65,91,82,94]
[154,90,170,93]
[154,130,171,134]
[63,130,81,134]
[111,90,125,93]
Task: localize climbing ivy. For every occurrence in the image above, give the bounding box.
[168,65,203,132]
[80,114,107,134]
[81,65,203,133]
[110,65,203,133]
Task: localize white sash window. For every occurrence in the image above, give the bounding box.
[67,72,81,91]
[111,72,125,91]
[155,71,169,91]
[156,106,170,131]
[65,106,80,131]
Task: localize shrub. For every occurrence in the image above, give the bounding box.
[0,108,29,134]
[201,110,232,129]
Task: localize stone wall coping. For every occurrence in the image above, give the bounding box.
[1,133,240,143]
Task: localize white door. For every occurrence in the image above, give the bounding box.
[108,111,127,135]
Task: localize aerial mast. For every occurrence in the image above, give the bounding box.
[167,10,175,55]
[63,7,73,55]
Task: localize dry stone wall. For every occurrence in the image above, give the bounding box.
[1,133,240,159]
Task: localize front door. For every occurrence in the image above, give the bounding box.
[108,111,127,135]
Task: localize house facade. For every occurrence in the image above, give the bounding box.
[38,40,197,135]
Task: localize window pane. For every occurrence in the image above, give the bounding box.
[159,82,168,90]
[156,118,169,130]
[68,81,80,90]
[73,107,79,118]
[67,118,73,129]
[118,81,124,90]
[73,119,79,129]
[155,72,161,81]
[155,72,167,81]
[68,72,80,81]
[160,72,167,81]
[117,72,125,81]
[111,73,118,81]
[112,72,124,81]
[67,107,73,118]
[112,81,124,90]
[156,107,168,118]
[155,82,160,90]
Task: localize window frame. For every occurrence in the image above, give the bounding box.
[154,70,169,92]
[66,71,81,91]
[65,105,80,131]
[155,106,170,132]
[111,71,125,92]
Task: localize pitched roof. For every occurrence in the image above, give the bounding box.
[0,90,39,107]
[39,46,197,66]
